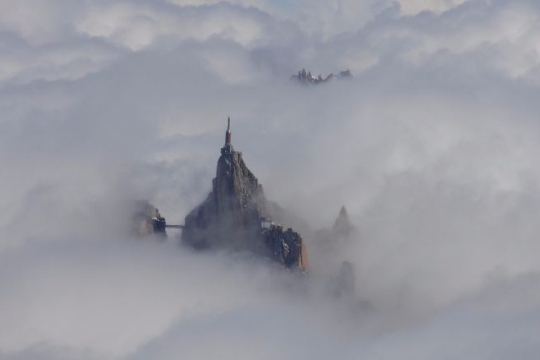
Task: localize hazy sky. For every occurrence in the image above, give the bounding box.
[1,0,540,359]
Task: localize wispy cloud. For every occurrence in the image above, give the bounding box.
[1,0,540,359]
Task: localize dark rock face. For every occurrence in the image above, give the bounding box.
[183,150,268,251]
[182,120,307,270]
[261,225,307,269]
[132,201,167,237]
[291,68,353,85]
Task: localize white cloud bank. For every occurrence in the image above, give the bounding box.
[1,0,540,359]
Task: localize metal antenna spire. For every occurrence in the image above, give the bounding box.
[225,117,232,145]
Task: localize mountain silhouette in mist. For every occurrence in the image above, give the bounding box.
[182,118,308,270]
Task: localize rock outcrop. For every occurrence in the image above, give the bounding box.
[291,68,353,85]
[182,118,307,270]
[260,223,308,269]
[131,200,167,237]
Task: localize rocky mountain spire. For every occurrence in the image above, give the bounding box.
[291,68,353,85]
[182,118,307,270]
[332,206,357,238]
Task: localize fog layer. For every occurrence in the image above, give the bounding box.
[1,0,540,359]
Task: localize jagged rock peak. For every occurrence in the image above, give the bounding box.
[332,206,357,238]
[291,68,353,85]
[182,118,307,270]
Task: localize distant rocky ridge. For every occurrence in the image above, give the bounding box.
[182,118,307,270]
[291,68,353,85]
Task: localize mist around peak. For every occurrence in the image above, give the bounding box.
[2,0,540,359]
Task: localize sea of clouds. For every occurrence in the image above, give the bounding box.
[1,0,540,359]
